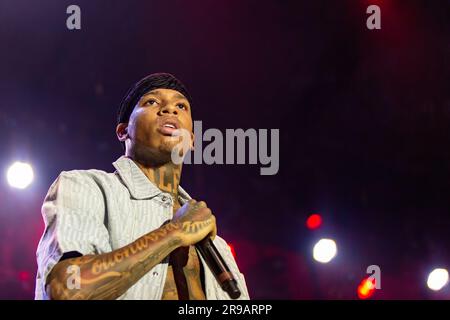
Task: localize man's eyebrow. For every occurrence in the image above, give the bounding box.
[141,90,188,102]
[142,90,162,98]
[173,92,188,101]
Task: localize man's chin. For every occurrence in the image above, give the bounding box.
[160,136,181,151]
[132,142,174,166]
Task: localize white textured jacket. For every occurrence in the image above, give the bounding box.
[35,156,250,300]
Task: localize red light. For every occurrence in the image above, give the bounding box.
[357,277,376,299]
[228,244,237,259]
[18,271,30,282]
[306,214,323,230]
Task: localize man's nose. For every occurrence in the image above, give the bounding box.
[159,103,178,116]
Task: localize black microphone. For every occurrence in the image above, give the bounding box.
[195,237,241,299]
[178,197,241,299]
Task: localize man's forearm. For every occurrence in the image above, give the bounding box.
[46,222,182,300]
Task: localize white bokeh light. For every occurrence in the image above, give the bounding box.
[6,161,34,189]
[427,268,449,291]
[313,238,337,263]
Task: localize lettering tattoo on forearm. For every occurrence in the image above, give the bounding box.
[181,220,212,234]
[46,222,182,300]
[90,222,180,275]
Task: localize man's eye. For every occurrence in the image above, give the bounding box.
[145,99,157,106]
[177,103,186,110]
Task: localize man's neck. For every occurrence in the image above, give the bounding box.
[131,157,182,200]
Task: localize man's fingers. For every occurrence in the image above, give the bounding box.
[210,215,217,240]
[197,201,207,208]
[189,200,207,213]
[211,225,217,240]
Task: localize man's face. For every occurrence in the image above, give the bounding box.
[124,88,193,163]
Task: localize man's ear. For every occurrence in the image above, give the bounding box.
[116,123,128,142]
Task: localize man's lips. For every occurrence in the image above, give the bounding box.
[157,117,180,136]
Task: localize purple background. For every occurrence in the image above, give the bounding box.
[1,0,450,299]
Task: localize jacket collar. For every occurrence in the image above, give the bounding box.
[112,156,191,203]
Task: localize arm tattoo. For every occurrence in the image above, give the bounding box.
[182,220,213,234]
[46,222,182,300]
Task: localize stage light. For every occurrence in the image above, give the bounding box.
[228,243,236,259]
[306,213,322,230]
[6,161,34,189]
[427,268,449,291]
[18,271,30,282]
[358,277,376,299]
[313,238,337,263]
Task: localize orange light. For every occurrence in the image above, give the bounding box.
[306,214,323,230]
[228,243,236,259]
[357,277,376,299]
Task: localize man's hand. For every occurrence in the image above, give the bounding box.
[172,199,217,247]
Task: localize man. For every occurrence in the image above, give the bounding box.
[35,73,250,300]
